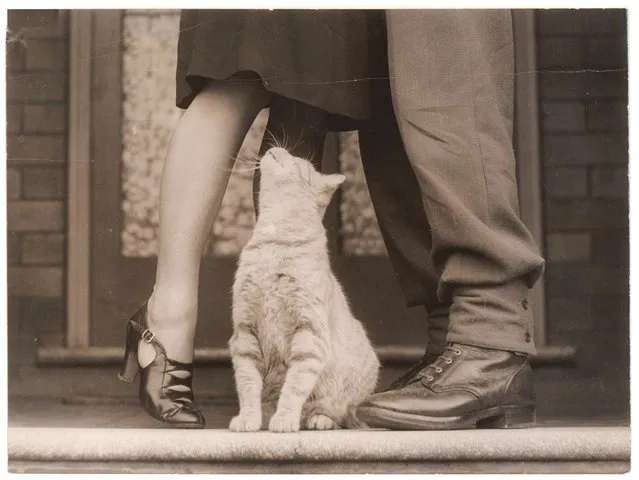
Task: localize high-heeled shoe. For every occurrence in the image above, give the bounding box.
[117,302,205,428]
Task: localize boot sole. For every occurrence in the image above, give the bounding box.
[150,417,205,429]
[356,404,536,431]
[165,422,205,429]
[144,407,206,429]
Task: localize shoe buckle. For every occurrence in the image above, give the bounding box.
[142,329,155,343]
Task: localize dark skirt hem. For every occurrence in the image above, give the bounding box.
[177,70,363,132]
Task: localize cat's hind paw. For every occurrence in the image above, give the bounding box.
[229,413,262,432]
[268,411,301,433]
[306,414,337,430]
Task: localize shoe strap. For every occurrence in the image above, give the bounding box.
[163,359,198,409]
[128,303,167,357]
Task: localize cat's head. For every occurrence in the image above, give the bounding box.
[259,147,346,217]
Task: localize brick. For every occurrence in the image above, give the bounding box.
[537,9,584,35]
[21,25,68,40]
[539,72,584,100]
[541,102,586,133]
[545,263,628,296]
[6,72,66,102]
[15,12,68,40]
[7,232,21,265]
[545,167,588,198]
[539,71,627,100]
[546,233,591,262]
[538,9,626,36]
[586,101,628,131]
[7,201,64,232]
[587,71,628,99]
[7,168,22,200]
[19,297,65,333]
[7,297,23,378]
[578,9,627,35]
[25,39,67,71]
[7,297,21,325]
[7,266,64,297]
[591,294,628,332]
[591,229,629,266]
[7,104,23,134]
[591,166,628,198]
[8,301,42,374]
[7,10,60,29]
[6,41,25,72]
[23,167,65,199]
[543,133,628,165]
[23,104,67,133]
[584,36,627,69]
[538,37,583,70]
[7,135,66,163]
[22,233,65,265]
[545,199,628,230]
[548,296,594,333]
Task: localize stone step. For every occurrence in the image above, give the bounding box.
[8,425,630,474]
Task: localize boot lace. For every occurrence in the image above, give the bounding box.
[414,345,462,384]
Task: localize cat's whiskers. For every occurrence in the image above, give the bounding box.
[231,166,261,173]
[203,152,261,174]
[233,158,262,173]
[264,127,281,150]
[280,125,290,151]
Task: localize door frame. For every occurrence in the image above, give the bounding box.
[57,9,565,363]
[512,9,547,347]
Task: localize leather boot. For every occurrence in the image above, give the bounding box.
[385,352,440,391]
[357,343,535,430]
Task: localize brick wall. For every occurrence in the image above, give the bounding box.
[537,9,629,374]
[6,10,69,374]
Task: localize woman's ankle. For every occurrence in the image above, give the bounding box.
[138,289,198,365]
[147,289,198,331]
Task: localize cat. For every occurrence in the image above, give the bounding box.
[228,147,380,433]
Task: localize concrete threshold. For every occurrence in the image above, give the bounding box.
[9,426,630,469]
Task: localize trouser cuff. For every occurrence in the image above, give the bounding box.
[446,280,537,355]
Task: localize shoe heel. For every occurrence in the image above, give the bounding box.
[477,405,536,429]
[117,323,140,383]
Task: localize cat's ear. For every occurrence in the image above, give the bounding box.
[316,173,345,216]
[322,173,346,193]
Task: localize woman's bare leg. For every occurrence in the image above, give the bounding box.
[139,78,270,365]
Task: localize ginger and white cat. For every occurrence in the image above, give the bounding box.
[228,147,380,432]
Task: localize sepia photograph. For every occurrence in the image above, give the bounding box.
[4,5,631,474]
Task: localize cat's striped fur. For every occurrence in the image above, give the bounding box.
[228,147,380,432]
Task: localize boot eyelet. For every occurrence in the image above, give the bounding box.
[453,349,462,355]
[425,375,434,381]
[434,367,443,373]
[445,358,452,364]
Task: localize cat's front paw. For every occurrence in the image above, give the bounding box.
[307,414,338,430]
[229,413,262,432]
[269,410,301,433]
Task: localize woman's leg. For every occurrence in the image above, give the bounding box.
[139,77,270,366]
